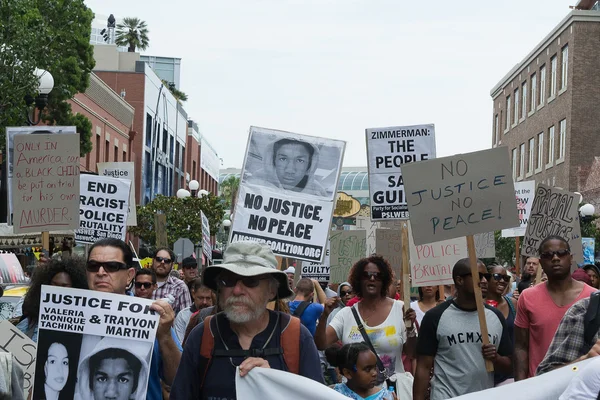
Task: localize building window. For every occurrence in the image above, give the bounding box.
[123,150,127,162]
[561,45,568,90]
[170,136,174,163]
[114,145,118,162]
[537,132,543,170]
[547,125,555,165]
[494,114,499,144]
[558,119,566,161]
[512,148,517,180]
[521,82,527,118]
[550,55,557,98]
[105,140,110,162]
[530,73,537,112]
[528,137,535,174]
[96,135,101,166]
[514,88,519,123]
[540,65,546,105]
[519,143,525,178]
[175,142,180,169]
[192,160,197,180]
[146,114,152,147]
[506,96,511,129]
[162,126,168,152]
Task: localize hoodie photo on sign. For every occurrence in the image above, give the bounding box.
[75,336,152,400]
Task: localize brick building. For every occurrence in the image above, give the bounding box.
[490,7,600,207]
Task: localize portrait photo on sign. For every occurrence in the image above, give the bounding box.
[241,127,344,201]
[33,330,83,400]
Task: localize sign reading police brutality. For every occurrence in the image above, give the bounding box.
[76,174,131,244]
[366,124,436,220]
[403,147,519,245]
[502,180,536,237]
[201,211,212,262]
[11,133,80,233]
[231,126,345,262]
[97,162,137,226]
[522,184,583,264]
[301,244,331,282]
[34,285,159,400]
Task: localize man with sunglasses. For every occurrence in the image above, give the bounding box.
[181,256,199,298]
[414,258,512,400]
[151,248,191,314]
[514,235,596,381]
[170,242,323,399]
[86,238,182,400]
[134,269,158,299]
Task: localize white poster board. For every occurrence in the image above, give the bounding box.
[0,321,37,397]
[501,180,536,238]
[474,231,496,259]
[366,124,436,220]
[201,211,212,262]
[300,244,330,282]
[403,147,519,245]
[33,286,158,400]
[97,162,137,226]
[231,126,345,262]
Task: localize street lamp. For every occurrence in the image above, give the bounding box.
[189,180,199,197]
[176,188,191,198]
[198,189,210,198]
[25,68,54,126]
[580,203,596,220]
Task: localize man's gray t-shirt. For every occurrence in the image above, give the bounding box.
[417,300,511,400]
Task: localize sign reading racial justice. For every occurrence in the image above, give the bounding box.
[366,124,436,220]
[403,147,519,245]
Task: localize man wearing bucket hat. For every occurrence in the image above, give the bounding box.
[170,242,324,399]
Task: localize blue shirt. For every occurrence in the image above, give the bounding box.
[288,301,324,336]
[147,328,182,400]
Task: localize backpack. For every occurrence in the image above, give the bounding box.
[292,301,310,318]
[584,291,600,347]
[199,311,301,388]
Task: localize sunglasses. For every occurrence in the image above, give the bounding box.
[492,273,511,283]
[135,282,153,289]
[361,271,382,281]
[540,249,571,260]
[182,264,197,270]
[217,275,269,288]
[460,272,492,281]
[340,290,352,296]
[155,256,173,264]
[86,260,129,273]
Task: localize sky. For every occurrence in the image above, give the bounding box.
[84,0,578,169]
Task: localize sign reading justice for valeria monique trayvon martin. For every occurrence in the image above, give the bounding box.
[231,126,346,262]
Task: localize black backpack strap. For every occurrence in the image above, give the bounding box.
[213,348,284,358]
[584,291,600,346]
[350,306,386,375]
[292,301,310,317]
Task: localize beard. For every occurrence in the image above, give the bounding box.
[222,295,268,323]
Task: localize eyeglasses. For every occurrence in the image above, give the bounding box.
[540,249,571,260]
[86,260,129,273]
[491,273,511,283]
[217,275,269,288]
[135,282,153,289]
[459,272,492,281]
[340,290,352,296]
[155,256,173,264]
[361,271,382,281]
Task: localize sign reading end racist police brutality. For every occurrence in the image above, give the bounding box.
[231,126,345,262]
[33,285,159,400]
[366,124,436,220]
[76,175,131,244]
[403,147,519,245]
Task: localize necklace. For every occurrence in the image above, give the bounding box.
[358,301,381,326]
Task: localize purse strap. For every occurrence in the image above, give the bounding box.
[350,305,386,375]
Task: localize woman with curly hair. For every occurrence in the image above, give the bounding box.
[315,255,417,382]
[16,257,88,342]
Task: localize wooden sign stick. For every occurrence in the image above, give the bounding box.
[515,237,521,276]
[42,231,50,254]
[401,222,412,329]
[466,234,494,372]
[535,262,544,285]
[438,285,445,300]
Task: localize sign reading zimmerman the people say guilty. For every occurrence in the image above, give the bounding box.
[366,124,436,220]
[231,126,345,262]
[76,175,131,244]
[403,147,519,245]
[12,133,80,233]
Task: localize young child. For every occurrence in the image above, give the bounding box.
[330,343,396,400]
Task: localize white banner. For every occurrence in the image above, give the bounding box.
[301,244,330,282]
[501,180,536,237]
[231,126,345,262]
[201,137,220,182]
[76,175,131,244]
[97,162,137,226]
[201,211,212,262]
[366,124,436,220]
[34,286,158,400]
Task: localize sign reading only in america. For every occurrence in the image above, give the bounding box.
[366,124,436,220]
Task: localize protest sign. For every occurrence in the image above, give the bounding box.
[355,216,402,256]
[11,133,80,233]
[403,147,519,245]
[33,285,158,400]
[155,214,168,247]
[521,184,583,264]
[76,175,131,244]
[231,126,345,262]
[502,180,536,237]
[0,321,37,397]
[97,162,137,226]
[582,238,595,265]
[6,126,76,225]
[375,228,402,279]
[474,232,495,259]
[329,230,366,283]
[301,244,330,282]
[201,211,212,262]
[409,235,468,287]
[366,124,436,220]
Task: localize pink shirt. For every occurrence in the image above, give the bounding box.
[514,281,596,377]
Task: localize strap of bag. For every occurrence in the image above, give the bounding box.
[292,301,310,317]
[351,306,386,374]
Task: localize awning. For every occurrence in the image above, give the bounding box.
[0,224,74,249]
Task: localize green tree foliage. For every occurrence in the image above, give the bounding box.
[219,175,240,211]
[580,214,600,250]
[0,0,95,156]
[494,231,518,266]
[115,17,149,53]
[162,80,188,102]
[129,194,225,248]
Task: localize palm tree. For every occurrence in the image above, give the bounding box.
[219,175,240,212]
[115,17,149,53]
